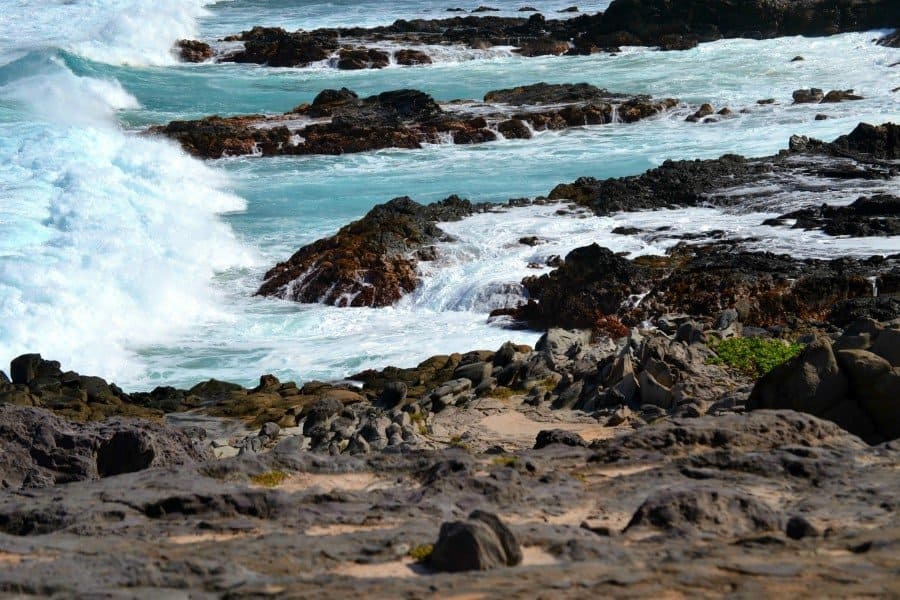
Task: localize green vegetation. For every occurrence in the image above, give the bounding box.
[487,386,516,399]
[536,377,558,393]
[707,337,804,378]
[491,456,518,467]
[250,470,289,488]
[448,435,471,451]
[410,411,428,435]
[408,544,434,562]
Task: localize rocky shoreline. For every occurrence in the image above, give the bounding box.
[175,0,900,67]
[1,305,898,594]
[5,21,900,592]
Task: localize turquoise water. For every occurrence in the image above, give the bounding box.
[1,0,898,389]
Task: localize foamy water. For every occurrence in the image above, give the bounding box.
[0,0,897,389]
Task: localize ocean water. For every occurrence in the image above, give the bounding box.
[0,0,898,389]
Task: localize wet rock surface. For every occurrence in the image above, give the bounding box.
[174,39,213,63]
[763,194,899,237]
[548,122,900,216]
[512,241,895,331]
[255,195,480,307]
[151,83,678,159]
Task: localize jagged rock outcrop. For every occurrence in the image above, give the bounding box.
[255,196,477,307]
[549,123,900,215]
[512,242,892,331]
[749,320,900,443]
[175,39,213,62]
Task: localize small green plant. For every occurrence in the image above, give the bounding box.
[410,411,428,435]
[570,471,588,483]
[537,377,558,393]
[707,337,804,378]
[448,435,470,451]
[250,470,289,487]
[491,456,518,467]
[487,386,516,399]
[408,544,434,562]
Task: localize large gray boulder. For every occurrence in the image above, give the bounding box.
[430,510,522,572]
[748,337,848,416]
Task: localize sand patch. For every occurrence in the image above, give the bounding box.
[0,552,54,565]
[330,557,426,578]
[503,502,596,527]
[742,484,797,506]
[593,464,659,478]
[521,546,560,566]
[480,411,617,446]
[168,532,254,545]
[258,472,386,493]
[0,552,24,566]
[305,522,397,536]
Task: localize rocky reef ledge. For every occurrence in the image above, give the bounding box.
[256,122,899,314]
[176,0,900,66]
[150,83,678,159]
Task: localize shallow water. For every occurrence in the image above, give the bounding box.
[1,0,898,389]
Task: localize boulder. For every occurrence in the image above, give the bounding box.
[793,88,824,104]
[534,429,588,449]
[394,49,433,65]
[821,89,863,103]
[256,195,474,307]
[430,510,522,572]
[336,47,390,69]
[175,39,213,62]
[859,368,900,441]
[497,118,532,139]
[748,338,848,416]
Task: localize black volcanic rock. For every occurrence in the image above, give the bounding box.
[175,39,213,62]
[577,0,900,50]
[764,194,900,237]
[223,27,339,67]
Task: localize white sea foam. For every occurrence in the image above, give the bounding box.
[0,0,219,67]
[0,25,256,382]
